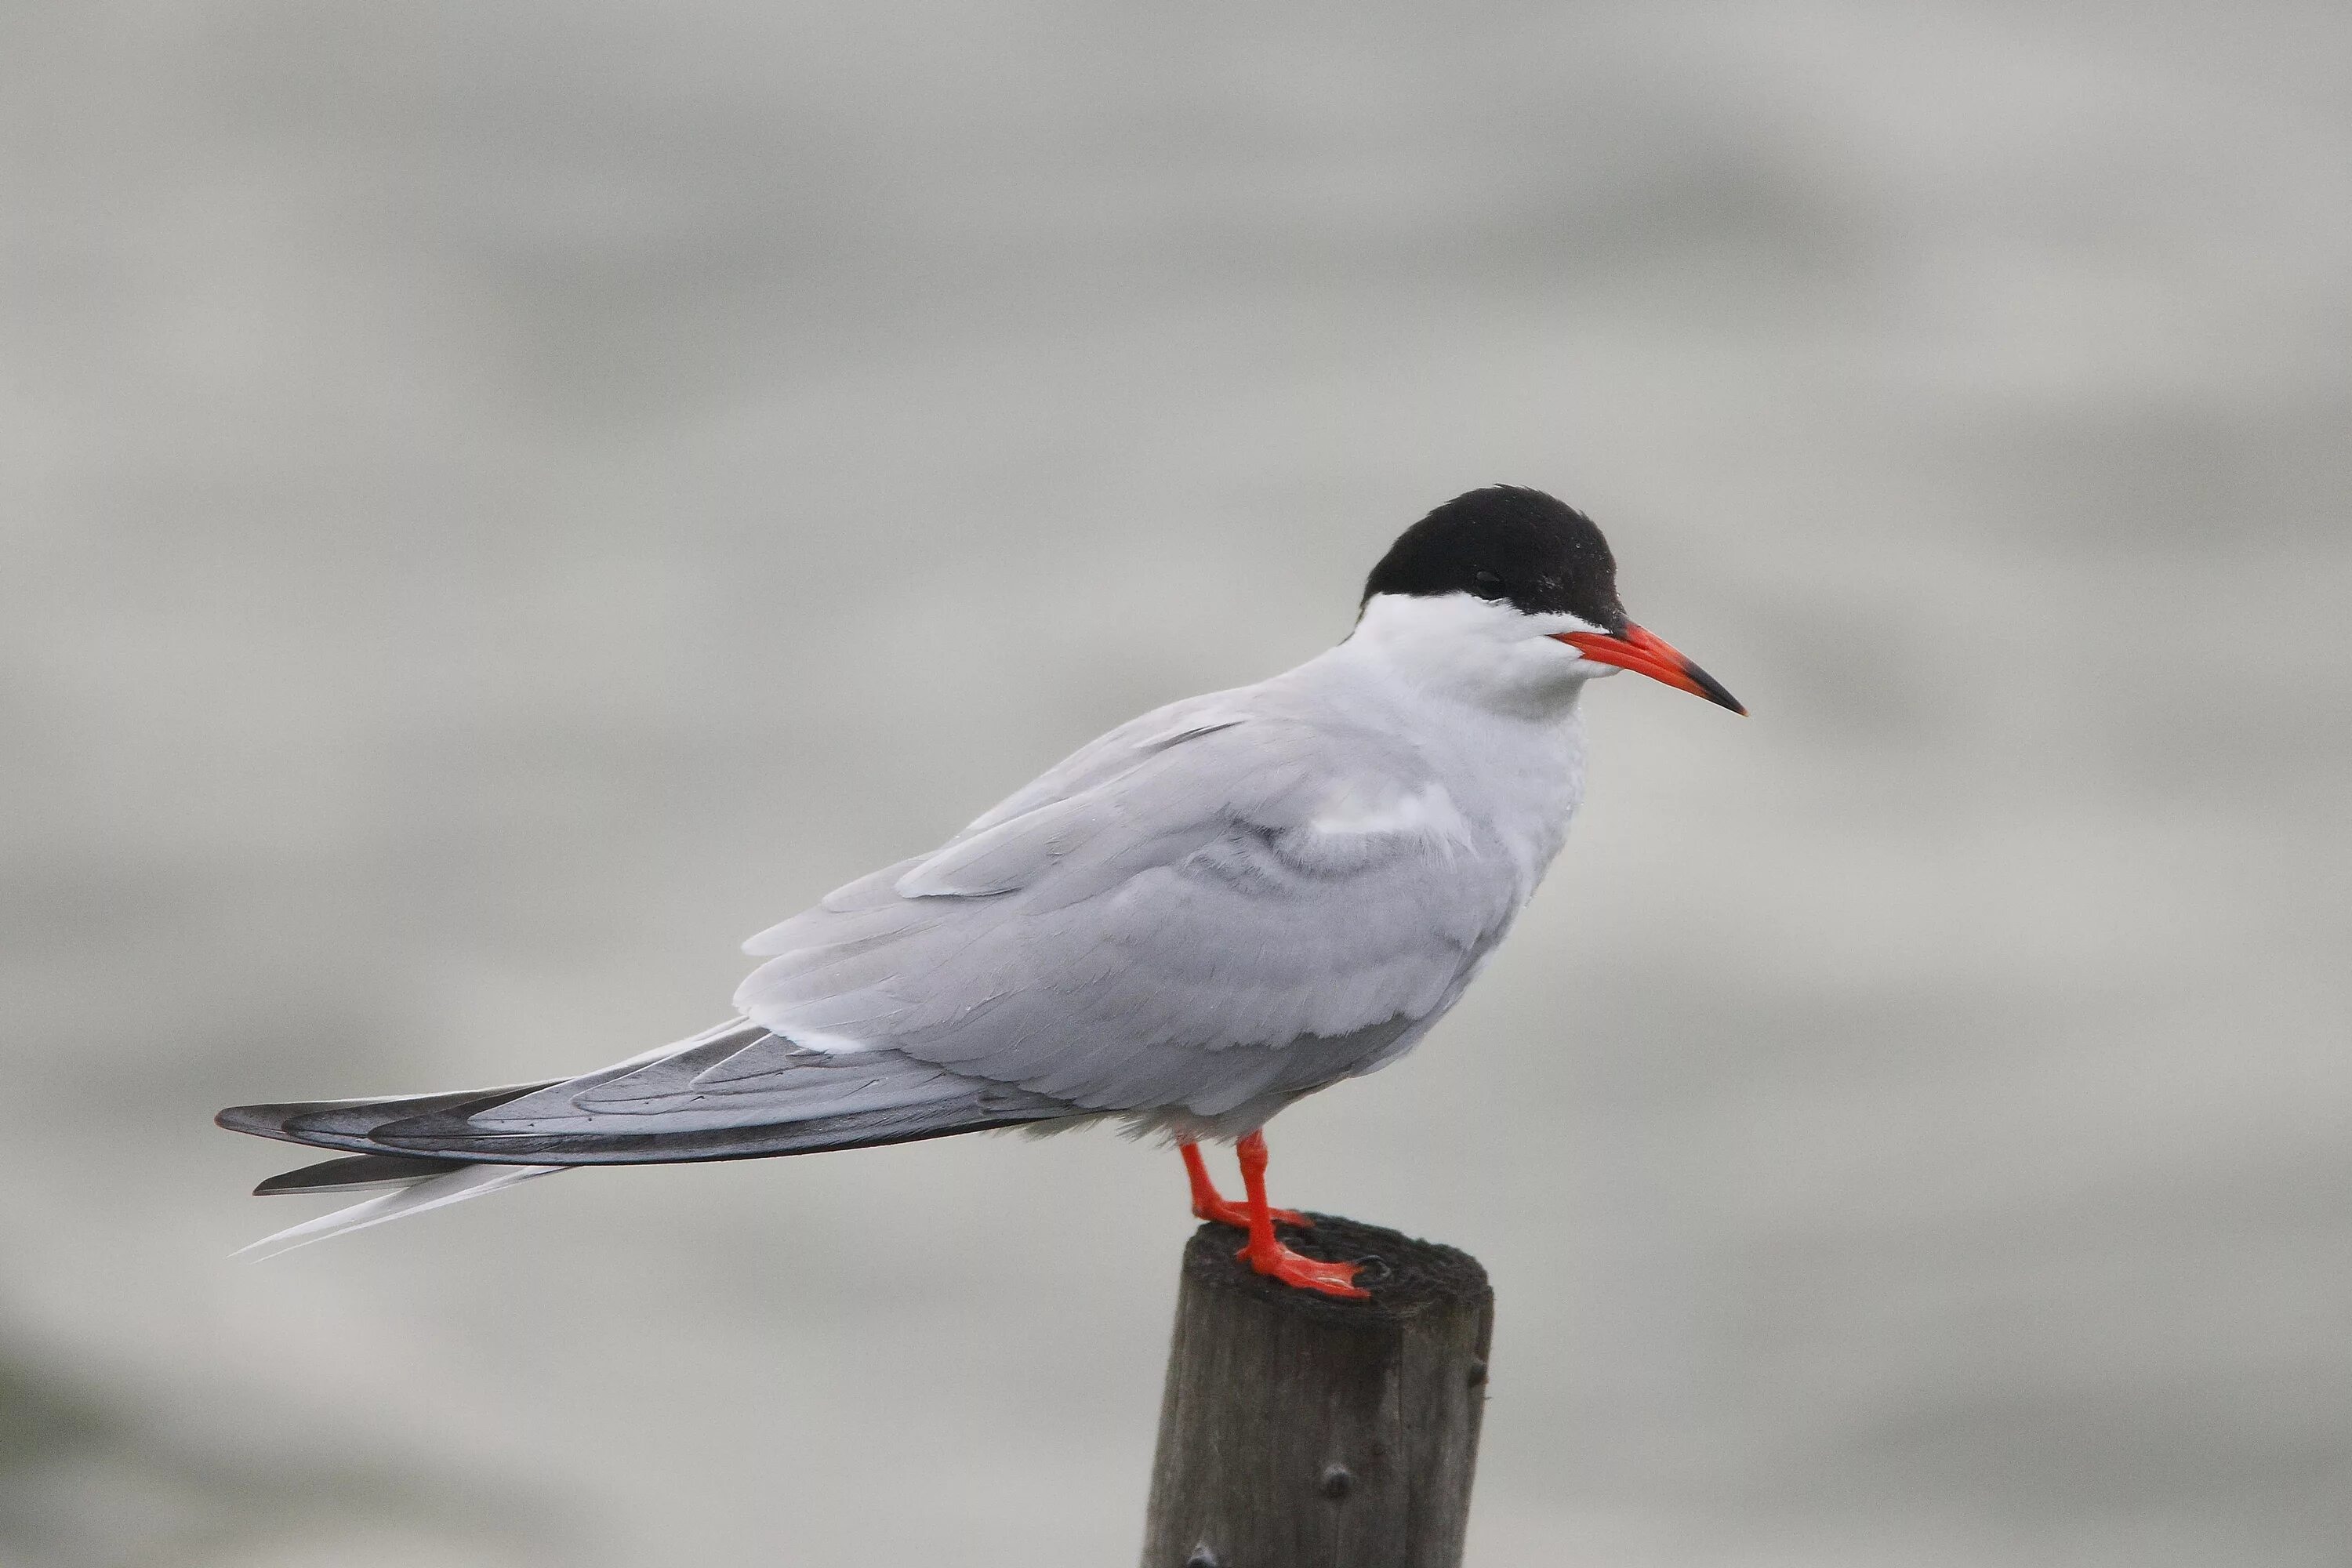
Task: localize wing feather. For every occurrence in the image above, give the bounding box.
[733,708,1527,1120]
[220,669,1561,1243]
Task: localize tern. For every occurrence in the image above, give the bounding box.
[220,485,1742,1296]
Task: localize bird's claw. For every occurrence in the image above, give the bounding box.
[1238,1237,1369,1299]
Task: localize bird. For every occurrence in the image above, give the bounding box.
[218,485,1742,1296]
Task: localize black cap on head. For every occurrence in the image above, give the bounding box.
[1361,486,1627,632]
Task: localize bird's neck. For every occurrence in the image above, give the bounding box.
[1336,593,1595,724]
[1291,621,1589,906]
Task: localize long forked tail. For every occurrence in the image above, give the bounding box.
[220,1020,1077,1258]
[236,1161,563,1260]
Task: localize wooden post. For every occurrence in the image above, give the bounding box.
[1140,1213,1494,1568]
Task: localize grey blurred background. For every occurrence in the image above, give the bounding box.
[4,2,2348,1563]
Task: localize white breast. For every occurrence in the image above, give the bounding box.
[1285,632,1591,908]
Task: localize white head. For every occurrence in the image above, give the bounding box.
[1345,486,1744,720]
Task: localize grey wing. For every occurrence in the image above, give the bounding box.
[227,1017,1076,1163]
[220,695,1451,1168]
[731,713,1529,1127]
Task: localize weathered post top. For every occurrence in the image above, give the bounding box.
[1142,1214,1494,1568]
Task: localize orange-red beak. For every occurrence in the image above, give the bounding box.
[1553,623,1745,714]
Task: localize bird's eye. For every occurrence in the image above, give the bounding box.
[1471,570,1505,601]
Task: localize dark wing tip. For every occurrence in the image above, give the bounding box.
[216,1083,561,1148]
[254,1152,470,1196]
[217,1102,300,1138]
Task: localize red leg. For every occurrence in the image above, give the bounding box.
[1234,1131,1366,1299]
[1181,1142,1308,1230]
